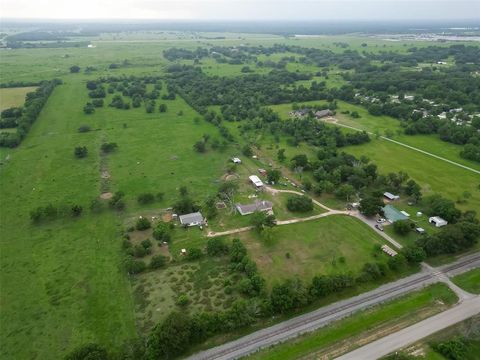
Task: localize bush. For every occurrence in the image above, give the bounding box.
[206,238,229,256]
[69,65,81,73]
[74,146,88,158]
[141,239,153,249]
[137,193,155,205]
[78,124,91,133]
[150,255,167,269]
[71,205,83,217]
[83,103,95,114]
[125,258,147,274]
[286,195,313,212]
[153,222,171,242]
[133,245,150,258]
[100,142,118,153]
[393,220,412,235]
[109,191,125,210]
[135,217,151,231]
[176,294,190,306]
[186,247,203,261]
[433,338,467,360]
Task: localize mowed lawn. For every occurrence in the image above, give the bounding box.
[0,86,37,111]
[452,269,480,294]
[233,215,388,286]
[345,138,480,215]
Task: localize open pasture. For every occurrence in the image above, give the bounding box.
[230,215,389,286]
[0,86,36,111]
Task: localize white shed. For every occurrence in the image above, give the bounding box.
[249,175,264,188]
[429,216,448,228]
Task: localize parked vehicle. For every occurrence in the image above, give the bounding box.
[375,224,384,231]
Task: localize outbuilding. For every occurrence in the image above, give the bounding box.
[314,109,333,119]
[232,157,242,164]
[249,175,264,188]
[429,216,448,228]
[179,212,205,227]
[384,192,400,201]
[383,204,409,223]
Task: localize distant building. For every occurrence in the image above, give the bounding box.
[289,109,309,118]
[232,157,242,164]
[236,200,273,216]
[384,192,400,201]
[314,109,333,119]
[429,216,448,228]
[179,212,204,227]
[383,204,409,223]
[415,227,425,234]
[249,175,264,188]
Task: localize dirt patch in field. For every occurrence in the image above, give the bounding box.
[222,173,239,181]
[100,192,113,199]
[162,213,173,222]
[101,170,110,179]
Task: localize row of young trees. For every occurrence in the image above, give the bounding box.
[0,79,62,147]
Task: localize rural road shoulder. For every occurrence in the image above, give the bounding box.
[185,253,480,360]
[336,296,480,360]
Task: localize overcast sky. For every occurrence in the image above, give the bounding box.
[1,0,479,20]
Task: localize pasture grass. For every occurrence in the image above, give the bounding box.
[229,215,389,286]
[0,86,37,111]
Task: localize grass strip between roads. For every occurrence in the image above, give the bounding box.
[248,283,458,360]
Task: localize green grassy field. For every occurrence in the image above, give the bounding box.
[451,268,480,294]
[229,215,389,286]
[1,31,478,359]
[344,138,480,215]
[0,86,37,111]
[249,283,457,360]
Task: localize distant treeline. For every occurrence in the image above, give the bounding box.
[5,30,94,41]
[0,79,62,148]
[0,81,41,88]
[6,41,90,49]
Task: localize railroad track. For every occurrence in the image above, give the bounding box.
[189,253,480,360]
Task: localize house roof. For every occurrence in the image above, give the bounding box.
[384,192,399,200]
[315,109,333,118]
[383,204,408,223]
[249,175,264,187]
[179,212,204,225]
[236,200,273,215]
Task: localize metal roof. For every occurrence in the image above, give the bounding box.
[179,212,204,225]
[383,204,408,223]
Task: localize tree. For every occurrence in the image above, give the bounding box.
[186,247,203,260]
[242,144,253,157]
[100,142,118,153]
[135,217,151,231]
[71,204,83,217]
[402,245,426,263]
[405,179,422,202]
[83,103,95,114]
[193,140,206,153]
[152,222,171,242]
[359,195,383,217]
[218,181,238,212]
[78,124,91,133]
[291,154,309,169]
[424,195,461,223]
[393,220,412,235]
[277,148,286,162]
[266,169,281,184]
[65,343,108,360]
[159,103,167,112]
[250,211,276,232]
[74,146,88,158]
[206,237,229,256]
[150,255,167,269]
[146,312,192,359]
[230,238,247,263]
[69,65,81,73]
[335,184,355,201]
[286,195,313,212]
[270,278,308,313]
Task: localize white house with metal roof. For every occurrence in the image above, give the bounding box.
[249,175,264,188]
[179,212,204,227]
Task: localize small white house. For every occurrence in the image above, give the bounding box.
[249,175,264,188]
[232,157,242,164]
[429,216,448,228]
[179,212,204,227]
[384,192,400,201]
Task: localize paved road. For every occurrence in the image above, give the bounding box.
[336,296,480,360]
[186,253,480,360]
[323,118,480,175]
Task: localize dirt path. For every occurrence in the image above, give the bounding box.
[323,117,480,175]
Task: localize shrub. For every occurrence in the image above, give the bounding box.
[393,220,412,235]
[125,258,146,274]
[433,338,467,360]
[153,222,171,242]
[83,103,95,114]
[135,217,151,231]
[150,255,167,269]
[286,195,313,212]
[69,65,81,73]
[101,142,118,153]
[74,146,88,158]
[137,193,155,205]
[78,124,91,133]
[186,247,203,261]
[176,294,190,306]
[141,239,153,249]
[206,238,229,256]
[71,204,83,217]
[65,343,108,360]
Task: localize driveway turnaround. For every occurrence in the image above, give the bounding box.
[186,253,480,360]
